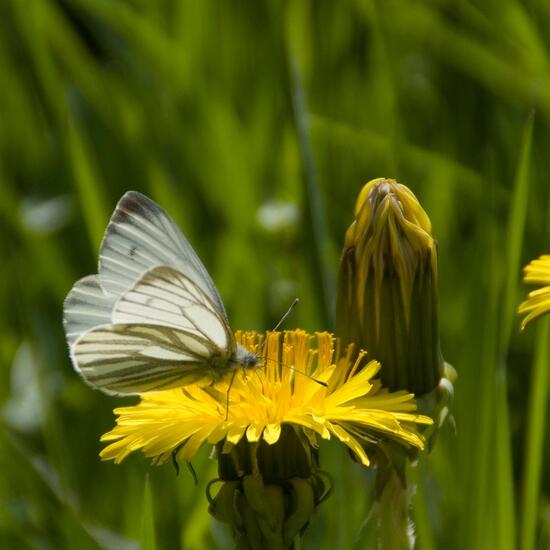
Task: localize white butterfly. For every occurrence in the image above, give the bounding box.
[63,191,258,395]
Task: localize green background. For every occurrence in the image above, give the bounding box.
[1,1,549,548]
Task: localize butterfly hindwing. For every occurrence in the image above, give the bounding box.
[71,323,226,394]
[63,275,117,346]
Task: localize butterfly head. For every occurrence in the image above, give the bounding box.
[234,344,260,370]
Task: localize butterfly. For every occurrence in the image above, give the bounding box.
[63,191,259,395]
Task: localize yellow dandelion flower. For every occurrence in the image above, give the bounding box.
[100,330,432,467]
[518,255,550,329]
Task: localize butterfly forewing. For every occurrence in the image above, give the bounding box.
[112,266,231,350]
[98,191,227,316]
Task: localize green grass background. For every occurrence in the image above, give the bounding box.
[1,1,549,548]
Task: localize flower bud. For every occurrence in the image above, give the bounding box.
[337,178,444,394]
[208,425,330,548]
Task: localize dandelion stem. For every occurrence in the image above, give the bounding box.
[378,467,412,550]
[520,317,550,550]
[377,452,414,550]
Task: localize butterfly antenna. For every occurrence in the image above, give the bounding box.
[281,362,328,387]
[262,355,328,387]
[254,298,326,387]
[256,298,300,363]
[271,298,300,332]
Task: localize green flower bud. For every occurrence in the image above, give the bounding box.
[207,425,331,549]
[336,178,443,395]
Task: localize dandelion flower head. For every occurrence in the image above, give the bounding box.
[100,330,432,467]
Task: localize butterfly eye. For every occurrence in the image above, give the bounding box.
[243,354,258,368]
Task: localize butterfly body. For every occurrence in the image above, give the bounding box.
[64,191,259,395]
[233,346,260,368]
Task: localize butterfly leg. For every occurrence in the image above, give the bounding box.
[225,370,237,421]
[254,370,264,392]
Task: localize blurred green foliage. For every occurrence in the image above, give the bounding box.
[1,0,550,548]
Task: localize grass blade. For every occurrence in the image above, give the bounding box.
[141,475,157,550]
[494,110,535,550]
[501,111,535,351]
[288,56,335,329]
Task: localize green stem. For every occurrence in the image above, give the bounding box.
[520,317,550,550]
[378,466,412,550]
[410,461,434,550]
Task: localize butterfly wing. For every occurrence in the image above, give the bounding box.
[63,275,117,346]
[71,323,224,394]
[70,266,234,394]
[98,191,226,316]
[112,266,231,348]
